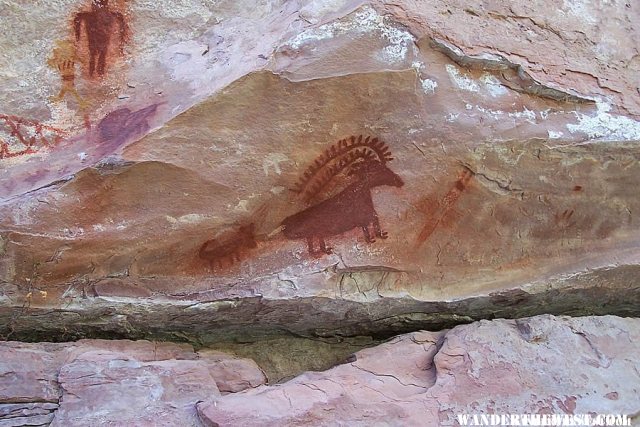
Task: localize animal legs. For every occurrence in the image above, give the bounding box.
[373,215,388,239]
[361,225,376,243]
[305,237,333,257]
[306,237,317,256]
[319,239,333,255]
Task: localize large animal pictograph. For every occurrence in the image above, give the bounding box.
[195,136,403,269]
[282,135,404,256]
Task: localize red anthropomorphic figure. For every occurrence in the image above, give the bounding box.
[74,0,127,78]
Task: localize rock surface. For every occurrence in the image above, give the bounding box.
[1,1,639,425]
[0,339,265,426]
[197,315,640,426]
[1,315,637,426]
[1,0,640,384]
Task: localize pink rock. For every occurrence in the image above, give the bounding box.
[53,352,221,426]
[0,339,267,425]
[197,315,640,426]
[197,350,267,394]
[0,342,66,403]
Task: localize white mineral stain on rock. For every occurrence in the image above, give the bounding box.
[410,61,437,93]
[177,214,208,224]
[539,175,552,184]
[548,130,564,139]
[62,227,84,238]
[566,100,640,141]
[562,0,597,26]
[136,0,214,21]
[508,108,537,123]
[298,0,357,24]
[165,214,211,228]
[475,106,537,124]
[540,109,552,120]
[420,78,438,94]
[234,199,249,212]
[287,6,415,64]
[108,359,142,369]
[11,199,41,226]
[445,66,508,97]
[446,64,480,92]
[480,74,507,97]
[263,153,290,175]
[446,113,460,122]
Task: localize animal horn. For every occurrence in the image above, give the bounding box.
[292,135,395,200]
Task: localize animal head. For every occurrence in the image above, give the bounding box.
[293,135,395,202]
[349,161,404,188]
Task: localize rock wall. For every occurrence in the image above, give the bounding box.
[0,0,640,376]
[1,0,639,424]
[199,315,640,426]
[0,339,265,426]
[1,315,638,426]
[1,0,639,343]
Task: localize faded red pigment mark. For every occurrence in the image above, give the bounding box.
[198,224,258,270]
[282,135,403,257]
[415,167,474,246]
[74,0,128,78]
[555,209,576,229]
[0,115,67,159]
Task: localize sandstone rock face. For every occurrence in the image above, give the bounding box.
[54,355,221,426]
[2,1,639,425]
[197,315,640,426]
[0,340,265,426]
[1,0,640,355]
[197,350,268,394]
[1,315,637,425]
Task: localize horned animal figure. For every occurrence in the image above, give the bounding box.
[282,135,403,256]
[198,223,257,269]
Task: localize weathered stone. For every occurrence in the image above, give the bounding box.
[0,403,58,427]
[0,339,267,425]
[0,414,55,427]
[53,353,220,426]
[1,0,638,425]
[197,350,267,393]
[197,315,640,426]
[212,335,375,384]
[1,3,640,422]
[0,342,64,404]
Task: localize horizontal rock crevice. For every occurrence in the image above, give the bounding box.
[2,264,639,345]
